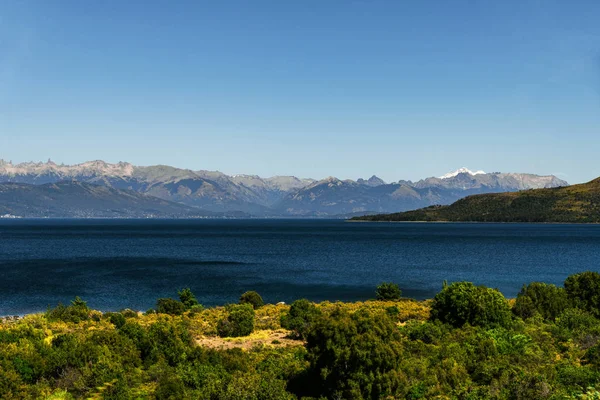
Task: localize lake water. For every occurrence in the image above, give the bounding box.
[1,219,600,315]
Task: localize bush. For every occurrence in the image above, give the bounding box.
[430,282,512,328]
[188,304,204,317]
[305,308,403,399]
[513,282,571,321]
[280,299,322,339]
[239,291,264,309]
[565,272,600,317]
[45,297,90,323]
[403,320,446,344]
[217,304,255,337]
[120,308,138,318]
[105,312,126,329]
[156,298,186,316]
[376,282,402,301]
[177,288,200,310]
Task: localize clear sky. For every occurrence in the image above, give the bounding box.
[1,0,599,183]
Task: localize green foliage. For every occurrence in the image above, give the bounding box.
[280,299,321,339]
[402,320,447,344]
[565,271,600,317]
[305,308,403,399]
[6,275,600,399]
[430,282,512,328]
[217,304,255,337]
[375,282,402,300]
[45,297,90,323]
[178,288,200,310]
[105,312,126,329]
[156,298,186,316]
[513,282,571,320]
[239,290,265,309]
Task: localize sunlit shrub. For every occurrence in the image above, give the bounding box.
[430,282,512,328]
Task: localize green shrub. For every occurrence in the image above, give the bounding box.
[513,282,571,321]
[280,299,321,340]
[105,312,126,329]
[565,272,600,317]
[556,308,599,332]
[120,308,139,318]
[239,291,264,309]
[217,304,255,337]
[376,282,402,301]
[403,320,446,344]
[177,288,200,310]
[305,308,403,399]
[430,282,512,328]
[188,304,205,317]
[45,297,90,323]
[156,298,186,316]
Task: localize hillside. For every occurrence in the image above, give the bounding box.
[0,181,220,218]
[0,160,567,217]
[352,178,600,223]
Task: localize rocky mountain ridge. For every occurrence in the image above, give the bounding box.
[0,160,568,217]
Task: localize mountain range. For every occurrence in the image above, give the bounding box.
[0,160,568,218]
[352,177,600,223]
[0,181,231,219]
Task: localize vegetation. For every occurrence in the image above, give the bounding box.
[156,297,186,316]
[217,303,255,337]
[375,282,402,300]
[2,274,600,399]
[565,271,600,317]
[352,177,600,222]
[430,281,512,328]
[178,288,200,310]
[239,290,264,309]
[280,299,322,339]
[513,282,571,320]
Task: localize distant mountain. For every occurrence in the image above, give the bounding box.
[0,160,568,217]
[0,181,221,218]
[0,160,311,215]
[352,178,600,223]
[273,171,567,217]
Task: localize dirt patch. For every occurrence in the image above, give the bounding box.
[196,329,304,350]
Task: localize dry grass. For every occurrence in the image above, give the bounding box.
[196,329,302,350]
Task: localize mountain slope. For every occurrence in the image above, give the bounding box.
[0,160,568,217]
[0,181,219,218]
[274,172,567,217]
[352,178,600,223]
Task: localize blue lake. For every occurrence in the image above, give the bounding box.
[1,219,600,315]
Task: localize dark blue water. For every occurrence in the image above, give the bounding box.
[1,219,600,315]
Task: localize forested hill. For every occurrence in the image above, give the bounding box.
[351,177,600,223]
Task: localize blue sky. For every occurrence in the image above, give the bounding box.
[1,0,599,183]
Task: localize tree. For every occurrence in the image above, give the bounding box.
[156,298,186,316]
[217,304,255,337]
[430,282,512,328]
[305,308,403,399]
[239,291,264,309]
[280,299,321,340]
[564,271,600,317]
[376,282,402,301]
[177,288,199,310]
[45,297,91,323]
[513,282,571,321]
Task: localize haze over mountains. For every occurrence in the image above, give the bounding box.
[0,159,568,218]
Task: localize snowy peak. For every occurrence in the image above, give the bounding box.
[439,167,486,180]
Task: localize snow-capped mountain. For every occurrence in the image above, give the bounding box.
[439,167,486,179]
[0,159,568,217]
